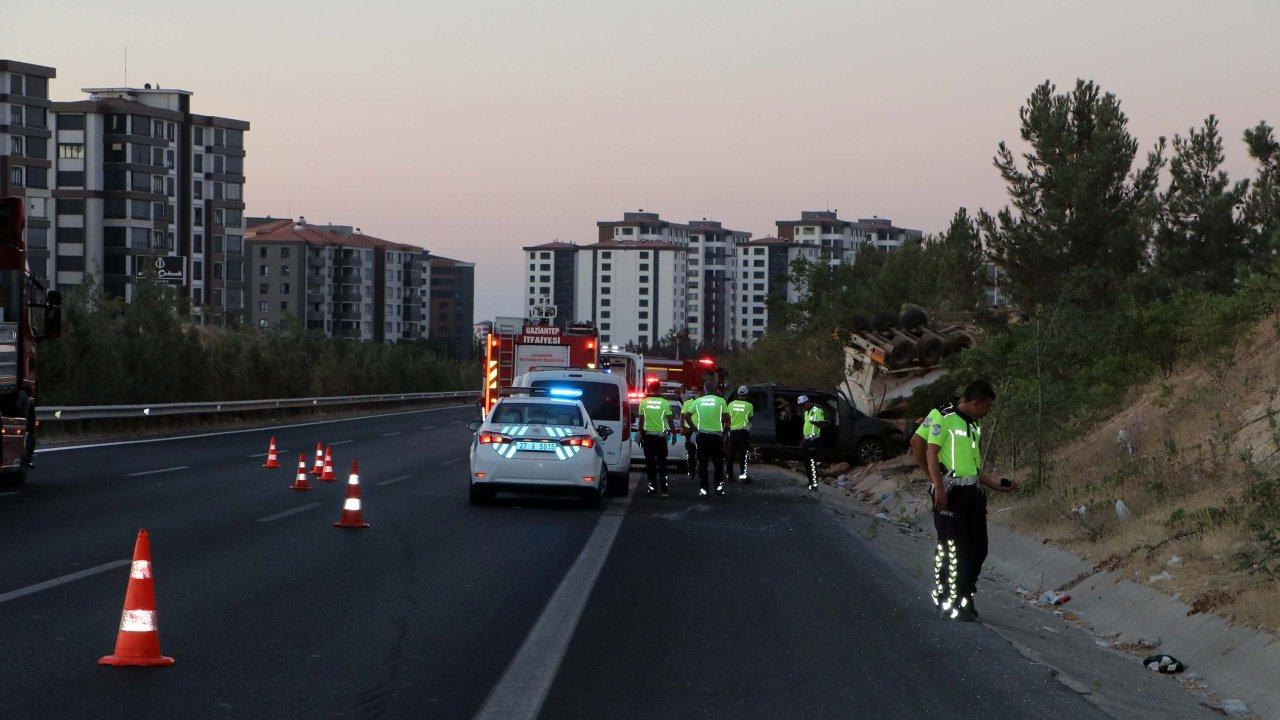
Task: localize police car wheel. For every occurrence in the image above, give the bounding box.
[581,487,603,510]
[855,437,888,466]
[469,485,494,505]
[606,470,630,497]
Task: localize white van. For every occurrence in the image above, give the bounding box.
[513,369,633,495]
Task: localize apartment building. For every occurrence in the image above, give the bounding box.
[687,220,750,349]
[775,210,866,265]
[733,236,819,343]
[522,241,578,324]
[244,218,431,343]
[427,255,475,356]
[47,84,249,324]
[0,60,56,276]
[860,217,923,252]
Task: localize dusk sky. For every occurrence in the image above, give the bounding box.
[5,0,1278,319]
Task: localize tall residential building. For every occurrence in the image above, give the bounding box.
[859,217,923,252]
[687,219,750,350]
[775,210,866,265]
[426,255,475,356]
[733,236,819,343]
[578,211,690,349]
[521,241,579,325]
[244,217,430,342]
[1,60,56,274]
[44,84,248,324]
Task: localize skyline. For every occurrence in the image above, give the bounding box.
[4,0,1278,320]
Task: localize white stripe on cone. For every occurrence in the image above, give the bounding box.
[119,609,157,632]
[348,475,360,485]
[343,498,361,511]
[130,560,152,580]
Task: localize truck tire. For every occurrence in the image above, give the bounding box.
[913,334,946,367]
[899,307,929,330]
[855,437,889,466]
[847,314,871,333]
[871,312,897,333]
[885,335,917,369]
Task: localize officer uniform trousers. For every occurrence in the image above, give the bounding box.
[695,431,725,492]
[727,429,750,479]
[930,481,988,608]
[640,431,669,491]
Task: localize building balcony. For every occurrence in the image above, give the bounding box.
[333,309,363,321]
[307,255,327,269]
[334,326,363,339]
[336,291,364,303]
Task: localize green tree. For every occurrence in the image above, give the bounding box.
[931,208,987,310]
[1243,121,1280,270]
[980,80,1166,311]
[1154,115,1249,292]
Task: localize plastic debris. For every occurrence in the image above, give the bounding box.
[1147,571,1172,583]
[1167,554,1182,567]
[1038,591,1071,605]
[1143,654,1185,674]
[1115,499,1131,521]
[1220,699,1248,716]
[1071,505,1088,516]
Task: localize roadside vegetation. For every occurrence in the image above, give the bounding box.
[725,78,1280,627]
[40,278,478,406]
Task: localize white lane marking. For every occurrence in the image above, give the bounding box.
[0,559,130,604]
[257,502,322,523]
[0,491,20,498]
[248,451,283,458]
[327,440,354,447]
[377,474,412,487]
[473,478,635,720]
[420,425,438,430]
[126,466,190,477]
[380,432,402,437]
[38,405,474,454]
[442,457,462,466]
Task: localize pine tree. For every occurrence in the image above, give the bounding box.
[933,208,987,310]
[979,80,1165,311]
[1243,121,1280,271]
[1154,115,1249,292]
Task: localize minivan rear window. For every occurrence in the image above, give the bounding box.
[530,380,621,421]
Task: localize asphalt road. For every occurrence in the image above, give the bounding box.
[0,407,1107,719]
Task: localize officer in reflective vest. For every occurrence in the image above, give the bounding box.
[683,380,731,496]
[798,395,828,491]
[638,380,676,496]
[726,386,754,482]
[925,380,1018,621]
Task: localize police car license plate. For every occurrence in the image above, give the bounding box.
[515,441,557,452]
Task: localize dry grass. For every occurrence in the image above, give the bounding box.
[991,311,1280,630]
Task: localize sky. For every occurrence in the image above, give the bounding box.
[4,0,1278,320]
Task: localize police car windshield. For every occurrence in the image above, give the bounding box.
[491,401,586,427]
[529,380,621,421]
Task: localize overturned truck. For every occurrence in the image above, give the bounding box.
[840,308,974,419]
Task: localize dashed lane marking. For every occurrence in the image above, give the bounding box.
[472,477,636,720]
[0,559,130,604]
[257,502,322,523]
[377,474,412,487]
[0,491,21,498]
[442,457,463,466]
[420,425,438,430]
[327,440,354,446]
[127,466,190,477]
[380,432,402,437]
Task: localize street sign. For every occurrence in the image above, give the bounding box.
[137,256,185,285]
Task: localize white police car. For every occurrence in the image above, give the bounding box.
[467,395,612,509]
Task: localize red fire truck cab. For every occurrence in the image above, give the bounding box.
[482,317,599,413]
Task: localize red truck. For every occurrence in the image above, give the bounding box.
[0,197,63,487]
[482,317,599,413]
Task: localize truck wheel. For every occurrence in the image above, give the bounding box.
[847,314,871,333]
[900,307,929,330]
[855,437,888,466]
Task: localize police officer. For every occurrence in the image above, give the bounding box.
[638,379,676,496]
[912,396,957,609]
[924,380,1018,622]
[726,386,754,482]
[798,395,828,491]
[683,380,730,496]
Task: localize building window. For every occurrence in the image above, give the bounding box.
[259,265,269,277]
[280,283,290,294]
[194,126,205,145]
[193,154,203,172]
[213,262,224,280]
[280,247,291,259]
[258,301,269,313]
[259,283,268,294]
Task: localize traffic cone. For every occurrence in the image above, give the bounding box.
[320,446,336,481]
[310,442,325,476]
[262,437,281,469]
[334,460,370,529]
[99,529,175,667]
[290,453,313,491]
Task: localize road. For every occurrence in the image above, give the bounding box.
[0,406,1107,719]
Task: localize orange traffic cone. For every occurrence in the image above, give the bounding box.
[320,446,336,481]
[334,460,370,529]
[262,437,281,469]
[99,529,175,667]
[290,453,313,491]
[310,442,325,476]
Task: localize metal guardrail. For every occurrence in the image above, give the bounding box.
[38,391,478,422]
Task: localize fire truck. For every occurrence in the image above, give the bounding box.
[481,315,599,413]
[0,197,62,487]
[642,356,724,394]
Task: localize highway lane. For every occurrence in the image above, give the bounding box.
[0,409,1107,719]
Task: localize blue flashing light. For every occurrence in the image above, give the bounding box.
[548,387,583,398]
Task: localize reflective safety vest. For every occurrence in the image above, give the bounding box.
[638,395,673,433]
[926,411,983,478]
[727,399,753,430]
[689,394,728,433]
[803,406,825,439]
[915,402,955,440]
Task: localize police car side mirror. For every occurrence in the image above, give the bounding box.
[466,419,483,433]
[596,425,613,439]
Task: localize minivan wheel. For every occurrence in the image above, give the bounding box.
[855,437,888,466]
[607,470,630,497]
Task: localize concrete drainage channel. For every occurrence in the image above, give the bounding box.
[783,464,1275,720]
